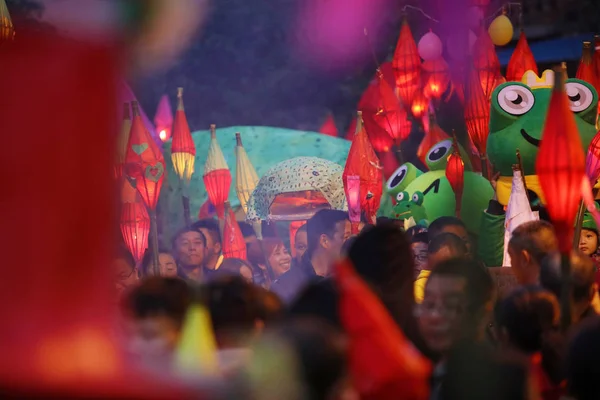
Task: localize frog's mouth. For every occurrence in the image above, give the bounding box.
[520,129,541,147]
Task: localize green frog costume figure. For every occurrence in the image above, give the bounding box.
[384,139,493,234]
[487,69,598,205]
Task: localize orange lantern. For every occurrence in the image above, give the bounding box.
[464,68,491,161]
[203,124,232,219]
[506,31,537,82]
[0,0,15,43]
[472,30,501,99]
[154,94,173,142]
[577,42,599,91]
[372,71,412,142]
[445,140,465,217]
[319,113,339,137]
[120,201,150,262]
[418,113,449,167]
[358,82,395,152]
[222,202,247,260]
[411,93,428,118]
[393,19,421,108]
[422,58,450,99]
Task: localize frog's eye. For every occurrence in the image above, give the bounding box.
[497,85,535,115]
[396,191,408,202]
[427,139,452,164]
[565,82,594,112]
[411,192,424,205]
[387,165,408,190]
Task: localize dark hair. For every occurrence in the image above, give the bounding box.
[171,227,207,250]
[191,218,221,245]
[428,216,466,239]
[411,231,429,245]
[429,232,468,255]
[288,280,341,330]
[123,277,192,329]
[238,221,257,238]
[306,210,348,256]
[115,245,136,270]
[296,223,307,235]
[494,286,559,353]
[405,225,428,241]
[540,250,596,303]
[140,247,174,277]
[254,287,284,324]
[428,258,495,314]
[509,221,558,266]
[215,258,254,282]
[566,317,600,400]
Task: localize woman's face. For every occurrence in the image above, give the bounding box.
[268,245,292,277]
[147,253,178,277]
[579,229,599,256]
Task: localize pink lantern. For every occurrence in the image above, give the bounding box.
[418,31,443,61]
[346,175,361,234]
[154,94,173,142]
[586,131,600,185]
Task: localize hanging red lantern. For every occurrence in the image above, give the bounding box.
[472,30,501,99]
[411,92,428,118]
[154,94,173,142]
[358,81,395,152]
[464,68,491,157]
[203,124,232,219]
[372,71,412,141]
[124,101,166,210]
[393,19,421,108]
[343,112,383,224]
[536,68,586,254]
[418,113,449,167]
[577,42,599,91]
[422,58,450,99]
[120,201,150,263]
[506,31,537,82]
[593,35,600,82]
[586,130,600,185]
[222,201,247,260]
[171,87,196,183]
[445,140,465,218]
[319,113,338,137]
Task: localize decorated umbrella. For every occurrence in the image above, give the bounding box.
[115,103,132,179]
[235,132,259,215]
[464,67,491,178]
[506,31,537,82]
[124,101,166,274]
[1,0,14,42]
[203,124,232,220]
[422,57,450,100]
[472,30,501,100]
[319,113,339,137]
[222,201,247,260]
[343,111,383,224]
[418,112,449,167]
[154,94,173,142]
[393,19,421,111]
[536,67,586,331]
[171,87,196,226]
[445,138,465,218]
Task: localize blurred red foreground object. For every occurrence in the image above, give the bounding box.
[0,29,191,398]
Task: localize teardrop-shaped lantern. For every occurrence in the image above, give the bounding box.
[464,68,491,158]
[372,70,412,142]
[506,31,538,81]
[319,114,339,137]
[358,80,394,152]
[154,94,173,142]
[235,132,259,214]
[445,139,465,217]
[120,200,151,263]
[171,88,196,183]
[577,42,599,91]
[393,19,421,109]
[586,130,600,186]
[472,30,501,99]
[0,0,15,43]
[203,124,232,219]
[115,103,132,179]
[422,58,450,100]
[222,202,247,260]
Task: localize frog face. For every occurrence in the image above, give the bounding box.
[425,139,473,171]
[389,191,428,222]
[385,163,422,200]
[488,70,598,176]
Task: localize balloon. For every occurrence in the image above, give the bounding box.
[466,7,484,30]
[447,30,477,60]
[418,31,443,61]
[488,14,514,46]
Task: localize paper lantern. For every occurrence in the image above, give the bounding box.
[235,132,259,214]
[154,94,173,142]
[488,14,513,46]
[506,31,537,81]
[445,142,465,217]
[418,31,443,61]
[472,30,501,99]
[586,131,600,185]
[593,35,600,81]
[0,0,15,42]
[393,19,421,108]
[319,114,338,137]
[577,42,598,91]
[411,93,428,118]
[343,112,383,223]
[120,201,150,262]
[418,113,449,166]
[358,80,395,152]
[115,103,131,179]
[536,68,586,254]
[422,58,450,99]
[171,88,196,183]
[124,101,166,210]
[345,175,361,233]
[203,124,232,219]
[345,117,357,141]
[222,202,247,260]
[464,68,491,156]
[372,71,412,141]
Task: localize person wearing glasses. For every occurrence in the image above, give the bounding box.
[114,246,139,295]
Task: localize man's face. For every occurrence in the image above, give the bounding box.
[126,315,180,364]
[174,231,206,268]
[198,228,221,259]
[417,274,467,355]
[441,225,471,255]
[411,242,428,276]
[324,220,350,259]
[114,258,138,294]
[294,230,308,261]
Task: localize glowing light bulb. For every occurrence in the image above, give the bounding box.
[159,130,167,141]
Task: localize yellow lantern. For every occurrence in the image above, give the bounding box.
[171,88,196,183]
[1,0,15,43]
[488,14,513,46]
[235,132,259,214]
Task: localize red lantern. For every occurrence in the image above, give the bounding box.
[203,124,232,219]
[445,141,465,218]
[593,35,600,81]
[393,20,421,108]
[577,42,598,90]
[343,112,383,224]
[171,87,196,182]
[418,114,449,167]
[506,31,537,82]
[464,68,491,157]
[536,68,586,254]
[124,101,166,210]
[345,117,357,141]
[370,71,412,142]
[154,94,173,142]
[472,30,501,99]
[586,131,600,184]
[222,202,247,260]
[319,113,338,137]
[120,201,150,262]
[345,175,361,233]
[358,82,395,152]
[422,58,450,99]
[411,92,428,118]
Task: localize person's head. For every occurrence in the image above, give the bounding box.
[417,258,495,355]
[294,224,308,262]
[428,233,469,269]
[428,217,471,254]
[172,228,207,269]
[122,277,192,361]
[216,257,254,284]
[494,286,560,354]
[411,231,429,276]
[306,210,350,261]
[114,246,138,294]
[239,221,258,244]
[508,221,558,285]
[579,228,599,256]
[191,219,222,266]
[141,248,178,278]
[405,225,428,241]
[247,238,292,278]
[540,250,597,322]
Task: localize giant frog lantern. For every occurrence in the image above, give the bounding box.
[384,139,493,234]
[487,69,598,205]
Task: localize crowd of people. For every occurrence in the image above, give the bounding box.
[113,202,600,399]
